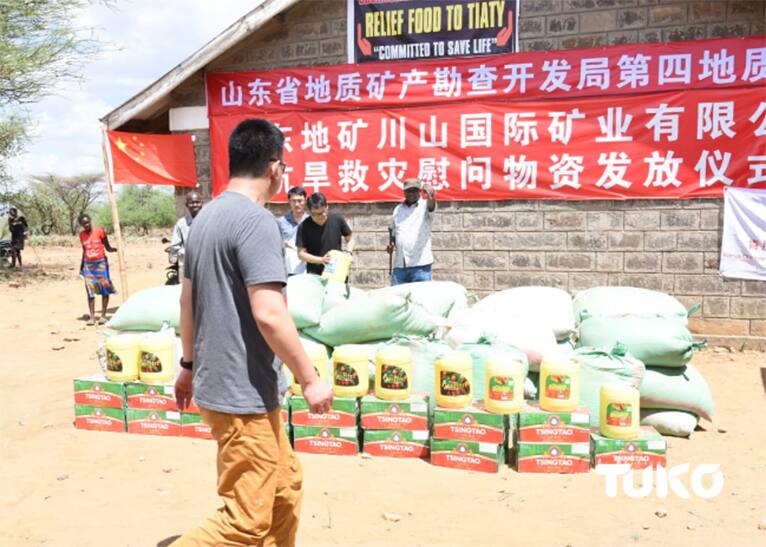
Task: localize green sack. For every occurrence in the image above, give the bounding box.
[572,344,645,427]
[573,286,693,325]
[371,281,468,318]
[322,283,365,314]
[577,315,704,368]
[304,294,438,347]
[286,274,326,329]
[107,285,181,332]
[456,342,530,402]
[640,409,699,438]
[639,364,713,421]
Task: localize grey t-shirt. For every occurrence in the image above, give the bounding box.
[184,191,288,414]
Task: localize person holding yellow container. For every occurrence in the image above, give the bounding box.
[296,192,355,278]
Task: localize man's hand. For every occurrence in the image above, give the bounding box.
[322,252,333,264]
[422,183,434,197]
[386,242,395,255]
[302,377,333,414]
[175,368,193,410]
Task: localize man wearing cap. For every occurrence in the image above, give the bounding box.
[386,178,437,286]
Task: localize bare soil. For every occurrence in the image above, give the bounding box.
[1,242,764,546]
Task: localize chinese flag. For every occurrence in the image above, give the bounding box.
[107,130,198,187]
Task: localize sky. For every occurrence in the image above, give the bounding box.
[6,0,256,186]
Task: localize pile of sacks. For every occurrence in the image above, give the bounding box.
[573,287,711,437]
[107,277,714,438]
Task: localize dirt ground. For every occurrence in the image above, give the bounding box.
[1,241,764,547]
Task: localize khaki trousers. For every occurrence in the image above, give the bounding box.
[171,407,302,546]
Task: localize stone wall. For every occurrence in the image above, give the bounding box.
[169,0,766,337]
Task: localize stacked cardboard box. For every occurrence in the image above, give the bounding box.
[591,426,667,470]
[515,403,591,473]
[360,394,430,458]
[73,375,126,432]
[430,402,508,473]
[290,395,360,455]
[124,381,211,439]
[73,375,213,440]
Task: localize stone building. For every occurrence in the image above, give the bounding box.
[103,0,766,345]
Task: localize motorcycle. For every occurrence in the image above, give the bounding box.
[160,237,182,285]
[0,239,12,260]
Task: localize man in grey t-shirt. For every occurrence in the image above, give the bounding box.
[173,119,333,547]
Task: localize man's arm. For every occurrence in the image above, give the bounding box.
[248,283,333,413]
[344,233,355,253]
[175,278,195,409]
[424,183,437,212]
[298,246,331,265]
[170,219,183,248]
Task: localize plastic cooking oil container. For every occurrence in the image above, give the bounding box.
[375,345,413,401]
[139,333,175,383]
[484,352,525,414]
[322,250,352,283]
[434,351,473,409]
[599,382,640,440]
[105,334,140,382]
[332,344,369,398]
[539,353,580,412]
[291,338,330,395]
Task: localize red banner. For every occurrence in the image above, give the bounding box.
[206,36,766,201]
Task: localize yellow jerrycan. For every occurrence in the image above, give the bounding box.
[375,345,413,401]
[539,353,580,412]
[599,382,640,440]
[291,338,330,395]
[434,351,473,409]
[332,344,369,398]
[322,250,352,283]
[105,334,140,382]
[484,352,525,414]
[139,333,176,383]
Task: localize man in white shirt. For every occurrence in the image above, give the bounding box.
[170,191,203,257]
[276,186,308,275]
[387,178,437,285]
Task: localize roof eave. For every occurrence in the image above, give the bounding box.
[100,0,301,130]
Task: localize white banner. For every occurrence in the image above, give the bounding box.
[720,187,766,281]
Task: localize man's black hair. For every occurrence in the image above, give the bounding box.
[287,186,307,198]
[228,119,285,179]
[78,212,91,223]
[307,192,328,210]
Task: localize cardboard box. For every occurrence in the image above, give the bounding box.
[292,426,359,455]
[430,439,505,473]
[360,394,429,431]
[73,375,125,409]
[518,403,590,443]
[74,405,126,432]
[126,382,177,411]
[591,426,667,470]
[432,403,507,444]
[290,395,357,428]
[363,430,430,458]
[516,442,591,473]
[180,412,213,440]
[126,409,181,436]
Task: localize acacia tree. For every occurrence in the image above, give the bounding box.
[30,173,104,234]
[0,1,102,181]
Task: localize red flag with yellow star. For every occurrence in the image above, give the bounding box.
[107,130,198,187]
